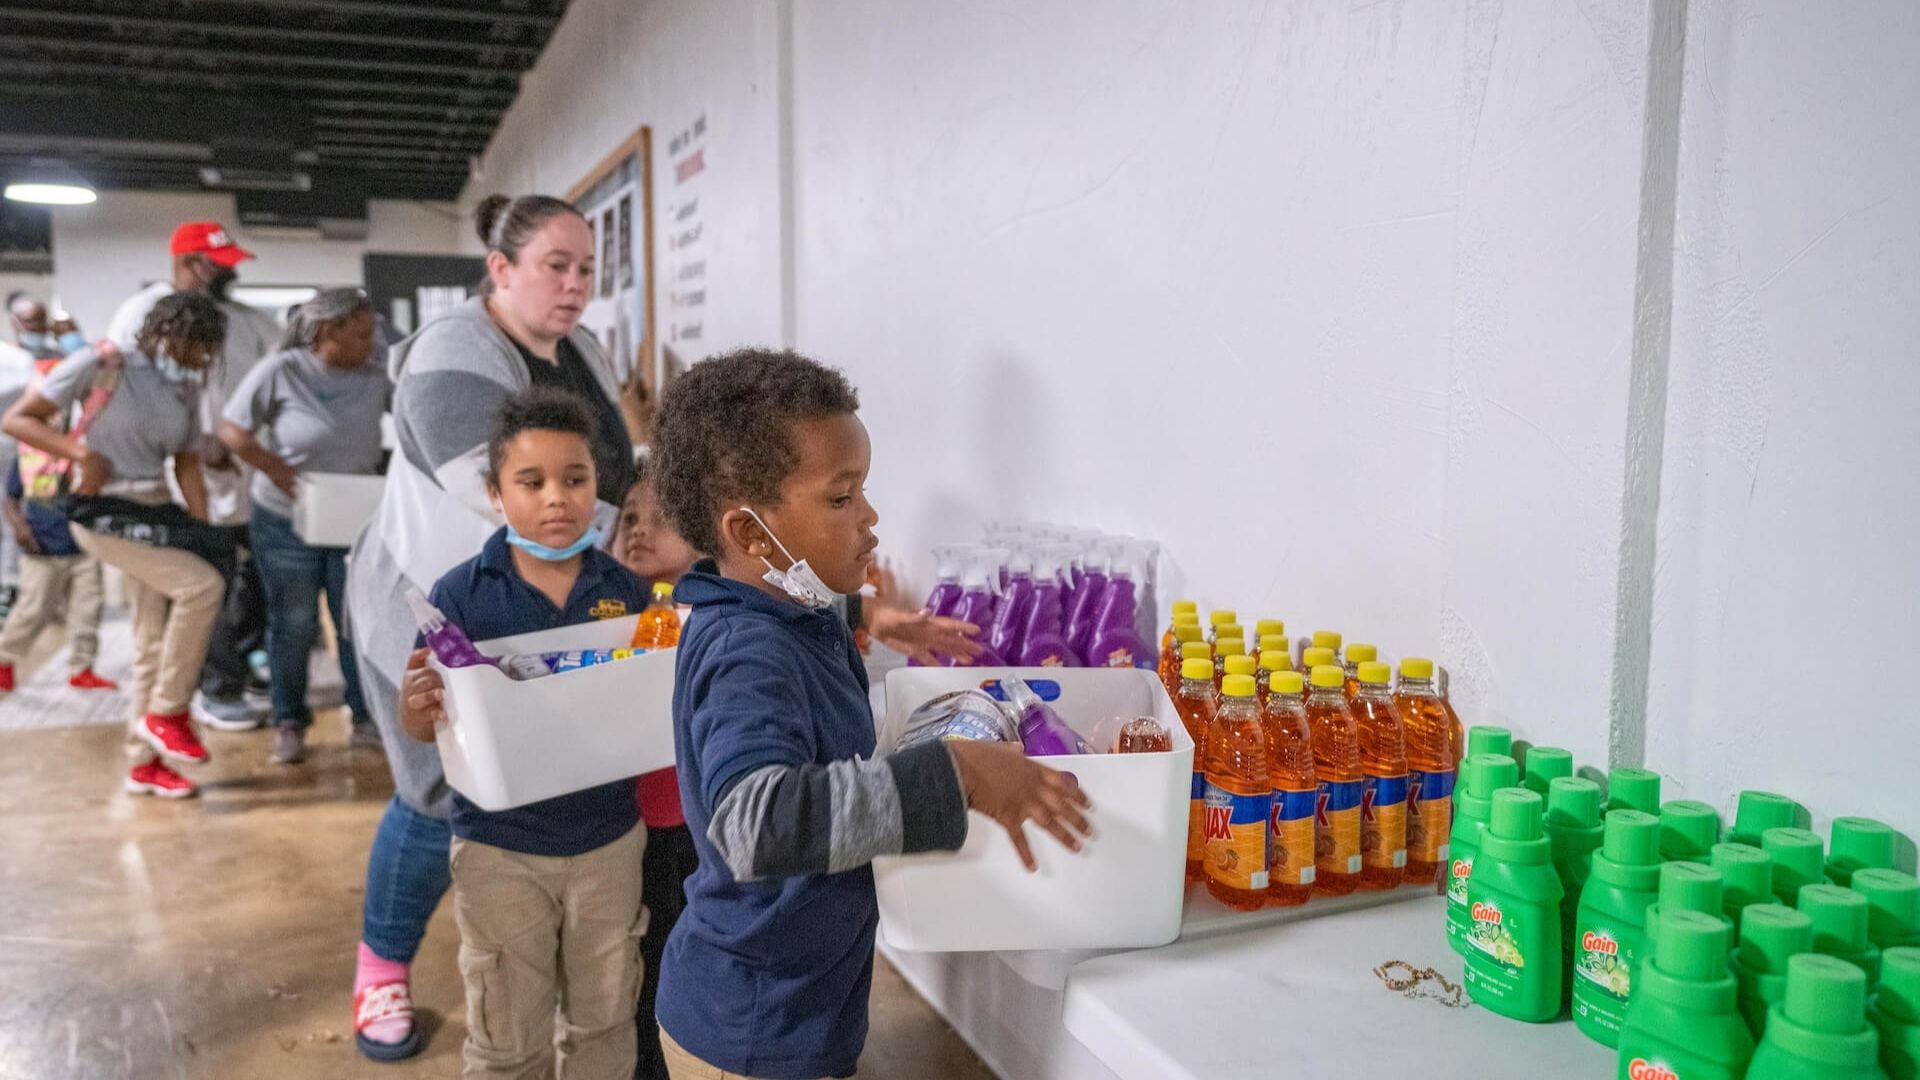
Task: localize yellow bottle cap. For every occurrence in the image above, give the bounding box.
[1172,600,1199,616]
[1401,657,1435,680]
[1302,646,1336,669]
[1214,623,1245,643]
[1312,630,1343,652]
[1173,623,1204,644]
[1222,673,1257,698]
[1224,655,1257,677]
[1347,643,1378,664]
[1269,670,1305,695]
[1216,636,1247,658]
[1310,664,1345,689]
[1358,661,1391,685]
[1181,658,1215,682]
[1209,610,1239,628]
[652,581,675,599]
[1258,634,1290,658]
[1172,611,1201,627]
[1255,618,1286,638]
[1181,641,1214,662]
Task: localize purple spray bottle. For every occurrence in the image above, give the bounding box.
[407,588,495,669]
[1066,538,1110,659]
[1016,543,1082,667]
[1085,539,1153,669]
[942,550,1007,667]
[922,545,968,618]
[1001,675,1093,756]
[986,545,1036,661]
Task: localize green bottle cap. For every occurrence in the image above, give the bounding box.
[1604,809,1662,865]
[1489,787,1544,841]
[1466,725,1512,758]
[1798,884,1871,953]
[1661,861,1727,916]
[1657,908,1733,981]
[1545,776,1601,828]
[1730,790,1801,846]
[1606,767,1662,816]
[1829,817,1897,874]
[1782,953,1867,1034]
[1712,843,1775,911]
[1460,752,1519,821]
[1852,868,1920,944]
[1878,947,1920,1023]
[1522,746,1573,796]
[1659,800,1722,862]
[1764,827,1826,897]
[1738,904,1813,976]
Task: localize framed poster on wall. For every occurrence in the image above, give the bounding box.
[567,127,655,445]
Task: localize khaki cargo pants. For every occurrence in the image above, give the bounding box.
[451,824,648,1080]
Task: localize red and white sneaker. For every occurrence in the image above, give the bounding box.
[69,669,118,691]
[0,662,13,693]
[137,712,210,765]
[125,759,197,799]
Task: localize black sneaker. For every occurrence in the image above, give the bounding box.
[270,724,307,765]
[192,692,264,732]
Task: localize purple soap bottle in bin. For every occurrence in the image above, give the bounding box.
[1001,675,1092,757]
[407,588,494,669]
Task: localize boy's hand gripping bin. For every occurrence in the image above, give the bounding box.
[431,615,677,811]
[872,666,1192,952]
[293,472,387,547]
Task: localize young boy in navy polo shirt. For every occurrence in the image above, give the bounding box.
[649,349,1094,1080]
[398,388,649,1079]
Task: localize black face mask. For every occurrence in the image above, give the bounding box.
[207,267,238,302]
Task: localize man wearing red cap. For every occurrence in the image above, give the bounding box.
[106,222,283,734]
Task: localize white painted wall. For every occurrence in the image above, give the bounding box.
[0,272,52,310]
[795,0,1650,767]
[460,0,787,359]
[48,191,462,335]
[1648,2,1920,831]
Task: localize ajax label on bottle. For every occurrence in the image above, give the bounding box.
[1268,788,1317,886]
[1203,783,1270,892]
[1407,769,1454,868]
[1362,773,1410,871]
[1317,778,1363,876]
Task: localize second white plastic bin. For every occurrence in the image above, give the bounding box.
[871,666,1191,952]
[432,614,677,811]
[294,472,387,548]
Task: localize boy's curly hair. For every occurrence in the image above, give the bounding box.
[485,386,598,487]
[652,348,859,555]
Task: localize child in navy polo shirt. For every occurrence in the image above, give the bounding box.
[398,387,650,1079]
[648,349,1094,1080]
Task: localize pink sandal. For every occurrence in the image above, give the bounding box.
[354,979,423,1061]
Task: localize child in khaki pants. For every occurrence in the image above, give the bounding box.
[399,389,649,1078]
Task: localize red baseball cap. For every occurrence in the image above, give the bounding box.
[169,221,254,267]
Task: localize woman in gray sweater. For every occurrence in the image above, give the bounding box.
[343,195,632,1062]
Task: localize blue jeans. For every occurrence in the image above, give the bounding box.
[361,794,452,964]
[249,506,369,727]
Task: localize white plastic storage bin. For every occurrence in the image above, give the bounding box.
[432,614,677,812]
[293,472,386,547]
[871,666,1192,952]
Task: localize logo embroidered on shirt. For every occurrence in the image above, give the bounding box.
[589,599,629,619]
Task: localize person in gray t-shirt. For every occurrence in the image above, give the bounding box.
[218,288,388,763]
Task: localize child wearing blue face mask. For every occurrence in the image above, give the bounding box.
[397,387,649,1079]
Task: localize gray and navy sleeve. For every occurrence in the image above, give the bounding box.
[693,642,969,883]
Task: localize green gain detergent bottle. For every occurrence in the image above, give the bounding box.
[1448,752,1519,956]
[1731,791,1806,848]
[1768,828,1829,906]
[1467,725,1513,758]
[1464,787,1564,1022]
[1746,954,1888,1080]
[1615,910,1755,1080]
[1524,745,1574,797]
[1736,904,1815,1037]
[1854,870,1920,952]
[1549,777,1605,994]
[1716,843,1777,937]
[1829,818,1900,888]
[1576,809,1665,1047]
[1645,862,1735,972]
[1609,767,1663,818]
[1870,948,1920,1080]
[1799,884,1883,988]
[1662,800,1724,865]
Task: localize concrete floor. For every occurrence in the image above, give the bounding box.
[0,703,993,1079]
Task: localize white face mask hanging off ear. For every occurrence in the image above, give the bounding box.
[739,506,837,609]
